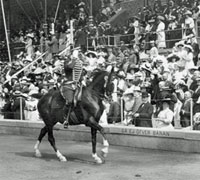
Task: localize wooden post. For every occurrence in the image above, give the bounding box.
[54,0,61,24]
[20,96,23,120]
[190,99,193,130]
[0,0,12,63]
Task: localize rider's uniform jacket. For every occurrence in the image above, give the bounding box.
[64,57,83,84]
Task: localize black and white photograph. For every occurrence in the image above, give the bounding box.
[1,0,200,179]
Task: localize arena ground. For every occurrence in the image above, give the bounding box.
[1,135,200,180]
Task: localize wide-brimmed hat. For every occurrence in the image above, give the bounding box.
[184,10,192,15]
[20,76,31,83]
[85,51,97,58]
[167,54,180,62]
[148,19,155,23]
[157,15,165,21]
[13,90,22,97]
[175,41,185,47]
[141,63,152,72]
[27,33,34,38]
[160,97,171,104]
[184,44,193,52]
[117,71,126,78]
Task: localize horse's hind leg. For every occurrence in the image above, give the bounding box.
[34,126,48,158]
[47,126,67,162]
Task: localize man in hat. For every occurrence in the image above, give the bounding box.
[133,92,153,127]
[62,49,83,128]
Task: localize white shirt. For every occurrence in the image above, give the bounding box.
[156,108,174,129]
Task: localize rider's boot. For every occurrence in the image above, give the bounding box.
[63,105,72,129]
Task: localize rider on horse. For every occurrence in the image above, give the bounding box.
[61,48,83,128]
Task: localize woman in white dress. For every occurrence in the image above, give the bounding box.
[182,44,194,70]
[155,98,174,130]
[156,16,166,49]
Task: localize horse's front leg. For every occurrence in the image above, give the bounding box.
[91,128,103,164]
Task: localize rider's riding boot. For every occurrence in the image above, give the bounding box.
[63,105,72,129]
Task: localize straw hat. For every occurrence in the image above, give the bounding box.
[184,44,193,52]
[157,15,165,21]
[27,33,34,38]
[85,51,97,58]
[175,41,185,47]
[184,10,192,15]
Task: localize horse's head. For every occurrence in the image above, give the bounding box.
[89,68,114,98]
[104,68,115,97]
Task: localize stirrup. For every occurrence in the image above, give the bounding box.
[63,121,69,129]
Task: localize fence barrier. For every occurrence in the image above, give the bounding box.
[0,95,197,131]
[86,27,200,49]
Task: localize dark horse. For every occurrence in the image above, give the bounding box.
[34,70,114,163]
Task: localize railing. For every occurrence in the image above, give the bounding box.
[0,95,197,131]
[86,27,199,49]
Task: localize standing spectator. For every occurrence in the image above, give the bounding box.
[74,27,87,52]
[39,31,46,53]
[156,15,166,49]
[180,91,193,127]
[133,16,140,44]
[24,34,34,59]
[48,33,59,57]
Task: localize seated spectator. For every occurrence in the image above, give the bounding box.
[154,98,174,130]
[122,88,135,125]
[133,92,153,127]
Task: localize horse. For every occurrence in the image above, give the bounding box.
[34,70,114,163]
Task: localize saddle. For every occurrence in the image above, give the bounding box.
[60,82,83,106]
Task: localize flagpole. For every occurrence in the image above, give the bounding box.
[0,0,12,63]
[54,0,61,24]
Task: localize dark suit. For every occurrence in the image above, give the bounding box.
[134,102,153,127]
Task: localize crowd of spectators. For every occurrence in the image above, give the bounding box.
[0,0,200,131]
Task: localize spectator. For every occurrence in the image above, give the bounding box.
[133,92,153,127]
[154,98,174,130]
[156,15,166,49]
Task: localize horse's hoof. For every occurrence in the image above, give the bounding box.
[35,150,42,158]
[95,158,103,164]
[59,156,67,162]
[101,146,108,158]
[101,150,108,158]
[92,154,103,164]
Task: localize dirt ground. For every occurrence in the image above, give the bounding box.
[0,134,200,180]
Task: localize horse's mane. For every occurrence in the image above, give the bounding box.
[88,70,108,90]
